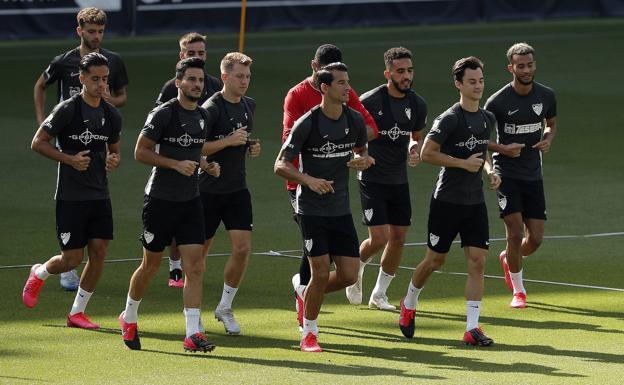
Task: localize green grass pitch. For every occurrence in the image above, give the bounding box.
[0,18,623,385]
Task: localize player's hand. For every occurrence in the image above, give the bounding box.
[70,150,91,171]
[227,128,248,147]
[488,172,501,190]
[105,152,120,172]
[503,143,525,158]
[101,86,112,103]
[463,152,484,173]
[347,155,375,171]
[248,139,261,158]
[305,177,334,195]
[532,138,552,153]
[202,160,220,177]
[408,146,420,167]
[173,160,199,176]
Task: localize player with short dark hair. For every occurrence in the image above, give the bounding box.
[345,47,428,310]
[33,7,128,291]
[23,52,122,330]
[398,56,501,346]
[118,57,218,353]
[275,62,375,352]
[199,52,260,336]
[154,32,224,289]
[283,44,379,330]
[484,42,557,309]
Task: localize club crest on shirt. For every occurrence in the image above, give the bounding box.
[304,239,313,252]
[498,196,507,210]
[532,103,543,116]
[429,233,439,246]
[199,119,205,130]
[101,117,105,127]
[60,232,71,245]
[378,110,383,116]
[405,107,411,120]
[345,127,349,135]
[364,208,373,222]
[143,231,154,244]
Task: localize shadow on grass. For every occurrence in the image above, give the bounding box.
[325,325,622,365]
[529,301,624,321]
[416,309,624,334]
[0,375,50,383]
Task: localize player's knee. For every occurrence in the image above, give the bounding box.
[506,231,524,247]
[343,271,358,286]
[232,243,251,260]
[311,269,330,283]
[527,235,543,249]
[388,231,407,247]
[185,262,205,280]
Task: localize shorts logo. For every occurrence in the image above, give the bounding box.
[405,107,411,120]
[60,232,71,245]
[364,208,373,222]
[429,233,439,246]
[498,197,507,210]
[304,239,313,252]
[143,231,154,244]
[532,103,543,116]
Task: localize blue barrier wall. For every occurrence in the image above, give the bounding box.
[1,0,623,39]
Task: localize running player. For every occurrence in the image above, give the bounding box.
[346,47,427,310]
[275,62,374,352]
[23,53,122,331]
[484,42,557,308]
[398,57,500,346]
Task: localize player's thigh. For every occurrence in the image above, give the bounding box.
[328,214,360,258]
[427,198,462,254]
[459,203,489,250]
[359,180,389,226]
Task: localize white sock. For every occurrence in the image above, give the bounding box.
[35,264,51,280]
[169,258,181,271]
[218,283,238,309]
[302,317,318,336]
[69,287,93,315]
[184,308,201,337]
[510,270,526,294]
[371,268,395,297]
[123,295,142,323]
[466,300,481,331]
[358,257,372,278]
[404,281,422,309]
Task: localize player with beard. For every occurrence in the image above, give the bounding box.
[345,47,427,310]
[154,32,223,289]
[119,57,219,353]
[484,42,557,308]
[33,7,128,291]
[398,57,500,346]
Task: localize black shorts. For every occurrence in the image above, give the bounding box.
[496,177,547,220]
[201,189,253,239]
[426,198,489,253]
[297,214,360,258]
[141,195,205,252]
[56,199,113,250]
[359,180,411,226]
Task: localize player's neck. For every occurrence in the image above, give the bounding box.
[307,76,320,92]
[221,88,242,103]
[387,83,406,98]
[459,95,480,112]
[320,100,343,120]
[177,95,198,111]
[79,44,99,58]
[511,79,533,96]
[81,92,101,108]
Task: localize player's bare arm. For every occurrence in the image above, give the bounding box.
[105,141,121,172]
[533,117,556,153]
[135,134,197,176]
[201,127,248,156]
[408,131,423,167]
[31,127,91,171]
[421,137,484,173]
[275,151,334,195]
[33,75,48,125]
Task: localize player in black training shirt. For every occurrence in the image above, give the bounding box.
[345,47,427,311]
[23,53,122,331]
[199,52,260,336]
[275,63,374,352]
[119,58,218,353]
[484,42,557,309]
[33,7,128,291]
[397,57,501,346]
[154,32,223,289]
